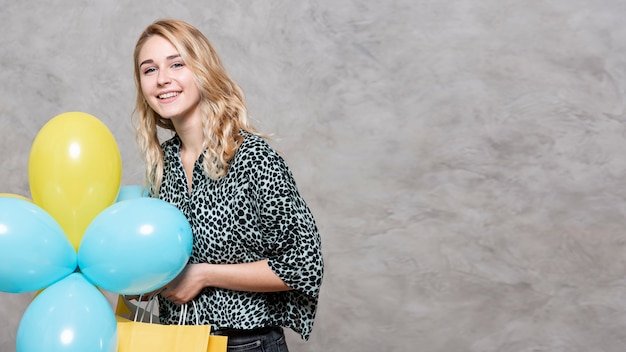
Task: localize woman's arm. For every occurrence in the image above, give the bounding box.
[160,260,292,304]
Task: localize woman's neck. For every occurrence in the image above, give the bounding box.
[173,117,205,160]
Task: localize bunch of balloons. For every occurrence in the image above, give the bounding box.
[0,112,193,352]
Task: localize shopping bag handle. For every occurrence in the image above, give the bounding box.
[132,293,157,323]
[179,301,200,325]
[128,292,200,326]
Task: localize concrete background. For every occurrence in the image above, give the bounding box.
[1,0,626,351]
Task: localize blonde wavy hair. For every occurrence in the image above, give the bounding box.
[133,19,259,196]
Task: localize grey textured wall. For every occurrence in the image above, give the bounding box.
[1,0,626,351]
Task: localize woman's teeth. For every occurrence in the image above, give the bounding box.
[158,92,179,99]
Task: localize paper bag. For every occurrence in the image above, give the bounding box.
[117,320,211,352]
[115,295,227,352]
[117,319,228,352]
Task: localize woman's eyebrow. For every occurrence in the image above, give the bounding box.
[139,54,181,67]
[139,59,154,67]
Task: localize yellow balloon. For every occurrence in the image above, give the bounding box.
[28,112,122,251]
[0,193,32,202]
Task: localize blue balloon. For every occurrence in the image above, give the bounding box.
[16,273,117,352]
[78,197,193,294]
[0,197,77,293]
[115,185,148,203]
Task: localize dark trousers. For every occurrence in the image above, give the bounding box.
[212,326,289,352]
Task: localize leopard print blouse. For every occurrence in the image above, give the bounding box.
[156,132,323,340]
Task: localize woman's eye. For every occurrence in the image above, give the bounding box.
[143,67,156,74]
[172,62,184,69]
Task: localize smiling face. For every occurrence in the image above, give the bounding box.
[137,35,202,125]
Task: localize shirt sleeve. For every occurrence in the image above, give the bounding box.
[250,145,324,299]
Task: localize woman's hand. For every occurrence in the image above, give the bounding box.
[160,263,209,304]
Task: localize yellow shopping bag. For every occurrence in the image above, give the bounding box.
[117,320,211,352]
[115,295,228,352]
[115,294,132,316]
[207,333,228,352]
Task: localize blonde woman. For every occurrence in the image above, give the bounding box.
[132,18,323,351]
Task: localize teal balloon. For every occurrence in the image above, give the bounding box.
[16,273,117,352]
[115,185,148,203]
[78,197,193,294]
[0,197,77,293]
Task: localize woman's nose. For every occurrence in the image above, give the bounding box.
[157,70,171,86]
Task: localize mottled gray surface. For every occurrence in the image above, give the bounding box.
[2,0,626,351]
